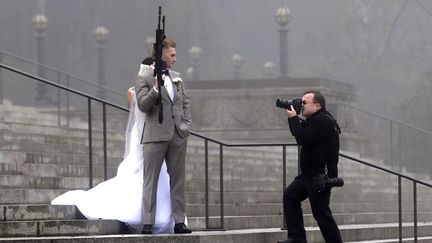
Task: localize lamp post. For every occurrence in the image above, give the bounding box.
[274,4,291,78]
[264,61,276,78]
[232,54,244,79]
[32,14,50,105]
[145,36,155,56]
[189,46,202,81]
[94,26,109,100]
[186,67,194,80]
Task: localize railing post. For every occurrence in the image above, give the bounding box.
[88,98,93,188]
[103,103,107,180]
[413,181,417,242]
[283,145,287,190]
[66,75,70,127]
[398,176,402,243]
[57,72,61,127]
[204,139,209,229]
[219,144,224,230]
[397,123,401,172]
[0,52,3,104]
[282,145,287,229]
[390,121,393,170]
[391,121,401,172]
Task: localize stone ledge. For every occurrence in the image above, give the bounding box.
[1,224,432,243]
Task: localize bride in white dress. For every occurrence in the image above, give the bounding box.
[51,68,174,233]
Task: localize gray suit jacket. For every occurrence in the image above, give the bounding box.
[135,66,192,143]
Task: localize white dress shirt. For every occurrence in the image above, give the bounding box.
[163,74,174,101]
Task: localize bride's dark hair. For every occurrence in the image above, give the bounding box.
[141,57,153,65]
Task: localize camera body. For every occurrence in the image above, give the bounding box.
[312,174,344,193]
[276,97,302,114]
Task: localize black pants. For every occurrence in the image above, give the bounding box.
[283,175,342,243]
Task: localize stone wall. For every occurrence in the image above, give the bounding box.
[186,77,356,142]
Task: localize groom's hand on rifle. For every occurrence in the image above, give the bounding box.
[152,77,160,92]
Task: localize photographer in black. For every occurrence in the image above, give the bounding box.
[277,90,342,243]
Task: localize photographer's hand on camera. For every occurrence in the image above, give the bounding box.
[285,105,298,118]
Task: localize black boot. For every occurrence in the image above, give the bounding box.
[174,223,192,233]
[141,224,153,234]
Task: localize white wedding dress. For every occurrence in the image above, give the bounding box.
[51,87,174,234]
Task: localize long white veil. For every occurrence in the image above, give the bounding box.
[51,87,174,233]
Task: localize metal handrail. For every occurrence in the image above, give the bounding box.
[2,62,431,241]
[0,63,126,111]
[340,152,432,242]
[191,134,432,241]
[191,131,298,230]
[0,62,128,188]
[343,103,432,137]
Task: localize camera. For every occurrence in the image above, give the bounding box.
[312,174,344,193]
[276,97,302,114]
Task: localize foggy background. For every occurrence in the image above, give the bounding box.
[1,0,432,178]
[1,0,432,130]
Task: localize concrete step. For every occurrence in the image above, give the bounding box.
[185,189,432,205]
[0,224,431,242]
[338,222,432,242]
[0,141,297,168]
[0,141,124,158]
[0,111,91,128]
[0,189,67,204]
[0,162,412,196]
[0,219,123,237]
[0,150,123,167]
[3,202,430,225]
[185,176,424,195]
[0,122,123,140]
[0,174,285,191]
[346,236,432,242]
[0,128,125,147]
[188,211,432,230]
[0,137,124,155]
[0,157,411,194]
[2,183,430,205]
[0,175,105,190]
[1,113,70,127]
[0,103,128,131]
[186,201,432,217]
[3,203,424,231]
[0,162,118,178]
[1,204,82,221]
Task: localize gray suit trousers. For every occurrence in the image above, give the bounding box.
[141,131,187,225]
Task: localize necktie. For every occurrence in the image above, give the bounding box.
[163,73,174,101]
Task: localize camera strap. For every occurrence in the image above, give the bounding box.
[321,112,341,176]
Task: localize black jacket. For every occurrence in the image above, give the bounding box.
[288,108,340,177]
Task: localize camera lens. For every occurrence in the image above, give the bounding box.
[276,98,292,109]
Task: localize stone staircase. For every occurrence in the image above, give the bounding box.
[1,100,432,242]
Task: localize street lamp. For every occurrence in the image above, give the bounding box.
[94,26,109,100]
[264,61,276,78]
[189,46,202,81]
[145,36,155,56]
[232,54,244,79]
[32,14,51,105]
[186,67,194,80]
[274,4,291,78]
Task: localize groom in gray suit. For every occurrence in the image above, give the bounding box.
[135,38,192,234]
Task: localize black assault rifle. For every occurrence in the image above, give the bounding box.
[154,6,166,124]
